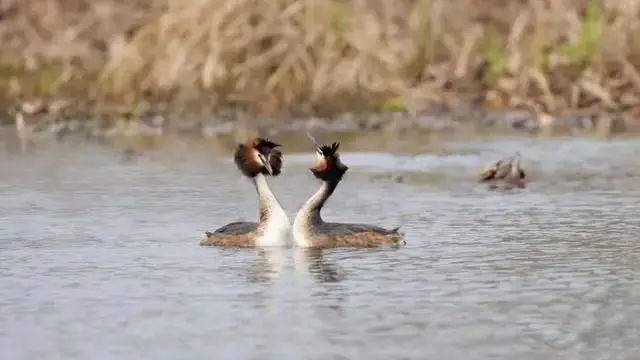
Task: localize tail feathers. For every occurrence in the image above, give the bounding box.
[390,226,406,246]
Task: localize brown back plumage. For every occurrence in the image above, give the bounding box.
[200,232,258,247]
[310,142,348,182]
[234,137,283,177]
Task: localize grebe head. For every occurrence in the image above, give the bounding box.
[310,142,349,182]
[234,137,283,177]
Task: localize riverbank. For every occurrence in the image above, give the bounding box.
[3,103,640,151]
[2,0,640,127]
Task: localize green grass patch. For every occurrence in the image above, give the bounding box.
[376,98,406,113]
[557,0,601,71]
[483,32,507,85]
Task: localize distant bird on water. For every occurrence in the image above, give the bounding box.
[478,152,527,189]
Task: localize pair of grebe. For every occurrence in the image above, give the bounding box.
[200,137,405,248]
[199,136,528,248]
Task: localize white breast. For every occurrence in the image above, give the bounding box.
[292,214,313,248]
[257,206,292,247]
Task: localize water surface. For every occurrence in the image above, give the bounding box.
[1,135,640,359]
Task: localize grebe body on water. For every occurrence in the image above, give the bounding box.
[200,138,291,247]
[293,141,404,248]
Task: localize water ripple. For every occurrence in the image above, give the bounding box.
[1,137,639,359]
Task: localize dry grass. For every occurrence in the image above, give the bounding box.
[3,0,640,116]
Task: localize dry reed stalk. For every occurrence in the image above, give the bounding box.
[2,0,640,117]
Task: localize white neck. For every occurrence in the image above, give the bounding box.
[253,174,291,246]
[255,174,278,209]
[293,181,334,247]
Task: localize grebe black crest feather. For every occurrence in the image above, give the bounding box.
[234,137,282,178]
[268,149,283,176]
[318,142,340,157]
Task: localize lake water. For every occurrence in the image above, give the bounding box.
[1,134,639,359]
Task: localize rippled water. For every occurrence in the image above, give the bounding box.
[1,135,640,359]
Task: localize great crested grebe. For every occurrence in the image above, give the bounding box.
[478,152,527,189]
[200,138,291,247]
[293,138,405,248]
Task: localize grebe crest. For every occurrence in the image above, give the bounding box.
[310,142,348,182]
[201,137,291,247]
[293,138,404,248]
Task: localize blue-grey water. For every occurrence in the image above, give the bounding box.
[1,135,639,359]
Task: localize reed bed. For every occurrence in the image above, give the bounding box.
[3,0,640,117]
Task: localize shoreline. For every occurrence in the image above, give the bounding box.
[3,0,640,140]
[3,102,640,144]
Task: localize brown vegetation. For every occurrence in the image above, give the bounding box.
[2,0,640,117]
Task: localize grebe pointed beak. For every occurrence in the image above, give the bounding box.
[258,153,273,175]
[305,130,323,156]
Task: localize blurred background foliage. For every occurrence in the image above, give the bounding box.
[1,0,640,117]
